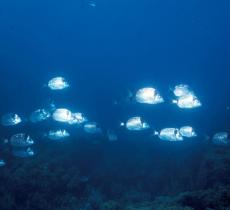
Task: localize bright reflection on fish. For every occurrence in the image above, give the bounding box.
[212,132,230,146]
[135,87,164,104]
[48,77,69,90]
[52,108,72,123]
[46,129,70,140]
[123,117,150,131]
[156,128,184,142]
[12,147,34,158]
[10,133,34,147]
[84,122,102,134]
[179,126,197,138]
[68,112,87,125]
[1,113,22,126]
[30,109,51,123]
[173,93,201,109]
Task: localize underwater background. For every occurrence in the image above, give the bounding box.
[0,0,230,209]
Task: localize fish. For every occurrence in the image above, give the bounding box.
[212,132,230,146]
[68,112,87,125]
[30,108,51,123]
[46,129,70,140]
[84,122,102,134]
[155,128,184,142]
[88,0,96,7]
[135,87,164,105]
[47,77,69,90]
[107,129,118,141]
[10,133,34,147]
[0,159,6,167]
[122,117,150,131]
[179,126,197,138]
[12,147,34,158]
[1,113,22,126]
[172,84,192,97]
[52,108,73,123]
[172,93,201,109]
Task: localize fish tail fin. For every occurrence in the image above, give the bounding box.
[150,130,158,137]
[120,122,125,127]
[154,131,159,136]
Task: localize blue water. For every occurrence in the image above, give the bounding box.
[0,0,230,209]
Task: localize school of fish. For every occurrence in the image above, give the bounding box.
[0,76,228,166]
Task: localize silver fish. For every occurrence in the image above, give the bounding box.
[52,108,72,123]
[30,108,51,123]
[1,113,22,126]
[123,117,150,131]
[212,132,230,146]
[173,93,201,109]
[10,133,34,147]
[136,87,164,105]
[46,129,70,140]
[47,77,69,90]
[179,126,197,138]
[68,112,87,125]
[84,122,102,134]
[173,84,192,97]
[156,128,184,142]
[12,147,34,158]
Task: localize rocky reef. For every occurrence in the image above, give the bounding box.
[0,139,230,210]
